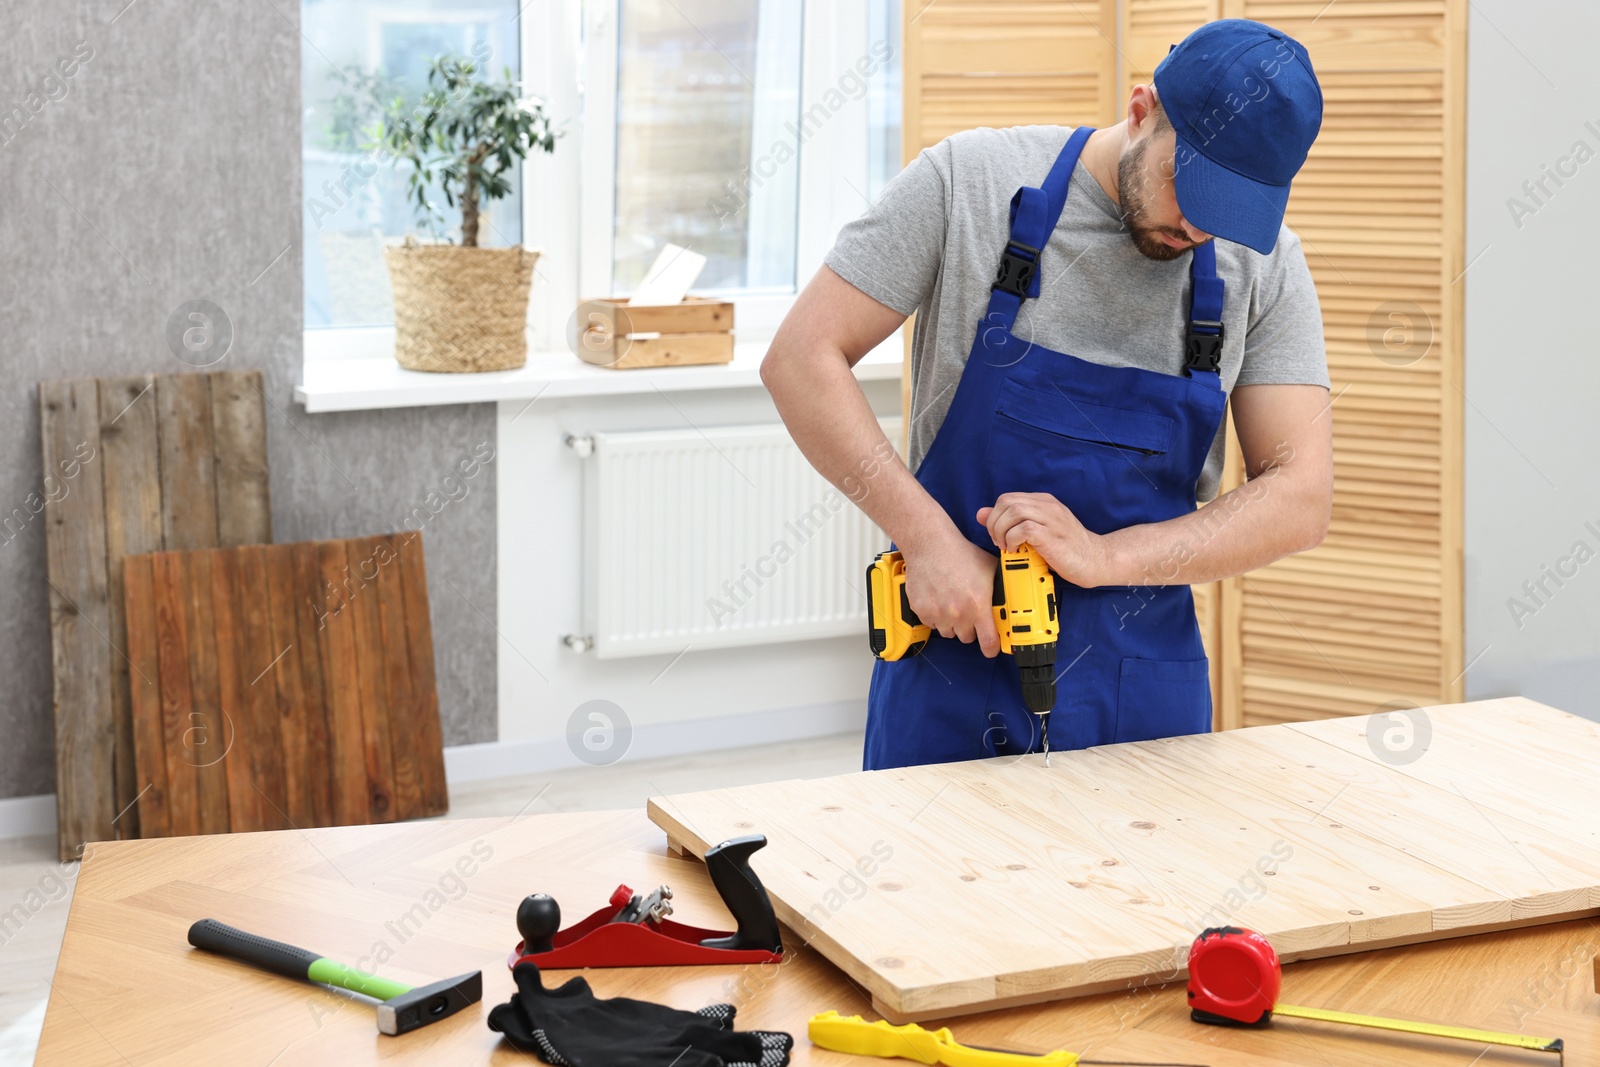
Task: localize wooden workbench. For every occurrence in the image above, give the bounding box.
[36,808,1600,1066]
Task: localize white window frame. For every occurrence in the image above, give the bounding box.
[520,0,881,353]
[304,0,885,362]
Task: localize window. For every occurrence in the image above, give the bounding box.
[301,0,523,329]
[300,0,902,349]
[612,1,803,295]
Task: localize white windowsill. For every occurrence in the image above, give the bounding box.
[294,329,904,413]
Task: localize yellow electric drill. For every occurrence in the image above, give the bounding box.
[867,544,1059,762]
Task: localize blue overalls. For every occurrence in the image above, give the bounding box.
[863,126,1229,771]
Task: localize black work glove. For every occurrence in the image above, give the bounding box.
[488,961,793,1067]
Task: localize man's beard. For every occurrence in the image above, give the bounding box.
[1116,138,1199,262]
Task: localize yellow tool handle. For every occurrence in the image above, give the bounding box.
[808,1011,1080,1066]
[1275,1003,1563,1054]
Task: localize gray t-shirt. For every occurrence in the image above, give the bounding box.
[825,124,1329,503]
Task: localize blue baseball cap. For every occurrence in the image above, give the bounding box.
[1153,19,1323,255]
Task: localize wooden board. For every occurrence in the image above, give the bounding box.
[34,808,1600,1066]
[121,533,448,836]
[40,370,270,860]
[649,696,1600,1021]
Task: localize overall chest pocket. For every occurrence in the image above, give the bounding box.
[983,378,1183,534]
[992,378,1175,456]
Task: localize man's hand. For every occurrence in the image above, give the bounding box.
[901,527,1001,657]
[978,492,1115,588]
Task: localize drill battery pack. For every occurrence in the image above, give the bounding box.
[866,551,930,660]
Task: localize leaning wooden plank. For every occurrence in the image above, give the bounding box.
[121,554,170,838]
[373,534,422,821]
[234,544,290,830]
[151,552,199,838]
[264,544,311,826]
[294,543,337,825]
[94,374,162,840]
[288,541,336,827]
[395,531,448,816]
[207,370,271,547]
[317,539,371,826]
[156,373,218,551]
[182,551,231,835]
[39,378,114,861]
[346,536,398,823]
[208,547,262,832]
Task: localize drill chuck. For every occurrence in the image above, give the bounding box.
[1012,642,1057,716]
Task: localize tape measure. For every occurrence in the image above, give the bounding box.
[1187,927,1564,1060]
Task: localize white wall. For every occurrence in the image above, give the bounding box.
[1465,1,1600,718]
[495,376,902,765]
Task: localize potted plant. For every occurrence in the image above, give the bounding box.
[367,55,557,372]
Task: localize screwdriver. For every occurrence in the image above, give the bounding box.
[809,1011,1209,1065]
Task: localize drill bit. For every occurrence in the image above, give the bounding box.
[1041,714,1051,766]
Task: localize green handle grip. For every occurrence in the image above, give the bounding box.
[188,918,411,1001]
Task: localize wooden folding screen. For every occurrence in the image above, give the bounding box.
[41,371,270,860]
[902,2,1467,728]
[1125,0,1467,727]
[898,0,1121,457]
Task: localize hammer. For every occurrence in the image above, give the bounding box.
[188,918,481,1035]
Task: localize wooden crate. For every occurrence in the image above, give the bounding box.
[651,696,1600,1022]
[574,296,733,369]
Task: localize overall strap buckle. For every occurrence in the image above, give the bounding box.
[1184,239,1225,378]
[992,240,1040,299]
[1184,320,1225,376]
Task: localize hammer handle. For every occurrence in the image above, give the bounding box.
[189,918,323,982]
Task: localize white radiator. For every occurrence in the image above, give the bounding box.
[575,420,900,658]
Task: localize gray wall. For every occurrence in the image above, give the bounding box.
[0,1,496,800]
[1464,1,1600,718]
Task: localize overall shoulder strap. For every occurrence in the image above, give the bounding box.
[1185,241,1226,380]
[986,126,1094,331]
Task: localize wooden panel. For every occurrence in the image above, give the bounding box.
[651,697,1600,1022]
[39,379,115,861]
[1120,1,1466,729]
[128,537,449,835]
[39,369,271,859]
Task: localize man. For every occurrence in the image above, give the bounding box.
[762,20,1333,770]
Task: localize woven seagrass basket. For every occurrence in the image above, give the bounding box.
[384,238,539,372]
